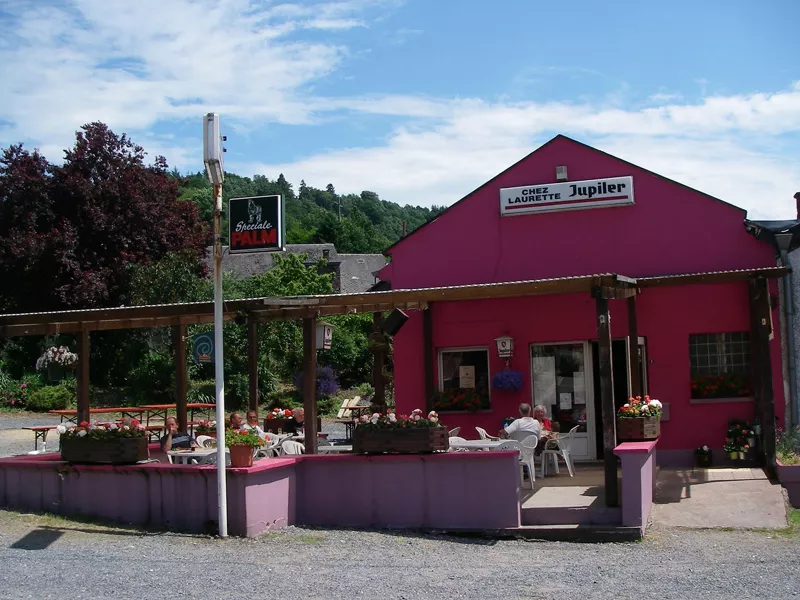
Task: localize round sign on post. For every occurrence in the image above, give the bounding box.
[495,335,514,359]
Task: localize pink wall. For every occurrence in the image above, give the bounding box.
[385,136,784,457]
[384,136,773,288]
[0,451,522,535]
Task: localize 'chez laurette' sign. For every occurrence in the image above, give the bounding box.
[228,195,286,253]
[499,176,634,216]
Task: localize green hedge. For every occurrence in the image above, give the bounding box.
[27,385,74,412]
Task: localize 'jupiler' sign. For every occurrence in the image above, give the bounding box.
[228,195,285,253]
[499,176,634,216]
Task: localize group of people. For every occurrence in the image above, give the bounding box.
[160,408,306,452]
[499,403,557,454]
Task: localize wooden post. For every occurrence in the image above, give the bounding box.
[173,324,188,432]
[423,305,434,411]
[76,328,90,424]
[248,318,259,413]
[627,295,642,399]
[303,317,318,454]
[372,312,386,412]
[749,278,776,473]
[595,293,619,507]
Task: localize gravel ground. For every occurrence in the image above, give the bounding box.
[0,511,797,600]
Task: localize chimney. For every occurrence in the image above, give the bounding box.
[795,191,800,220]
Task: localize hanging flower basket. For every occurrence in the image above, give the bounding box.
[491,370,523,392]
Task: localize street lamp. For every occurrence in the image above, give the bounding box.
[203,113,228,538]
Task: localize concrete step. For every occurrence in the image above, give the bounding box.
[521,503,622,526]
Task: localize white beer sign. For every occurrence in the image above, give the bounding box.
[500,176,634,216]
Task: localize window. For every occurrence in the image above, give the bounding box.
[434,348,490,411]
[689,332,752,399]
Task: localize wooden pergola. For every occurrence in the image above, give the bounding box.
[0,266,787,503]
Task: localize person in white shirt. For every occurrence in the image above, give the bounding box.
[500,403,541,441]
[243,410,269,440]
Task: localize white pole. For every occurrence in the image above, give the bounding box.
[213,181,228,538]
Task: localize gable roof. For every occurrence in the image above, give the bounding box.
[384,134,747,255]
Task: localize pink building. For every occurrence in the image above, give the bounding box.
[380,135,786,466]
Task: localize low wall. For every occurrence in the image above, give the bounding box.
[614,441,657,535]
[296,452,521,530]
[0,450,521,536]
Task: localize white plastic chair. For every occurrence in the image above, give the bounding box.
[540,425,579,477]
[255,438,282,459]
[448,427,461,437]
[475,427,500,441]
[195,435,215,448]
[199,452,231,466]
[519,434,539,485]
[281,440,305,455]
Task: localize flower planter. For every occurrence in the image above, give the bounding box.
[229,444,254,468]
[46,363,65,384]
[616,417,660,442]
[61,436,148,465]
[353,427,449,454]
[777,461,800,508]
[738,451,746,460]
[728,451,738,460]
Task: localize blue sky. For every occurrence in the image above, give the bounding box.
[1,0,799,218]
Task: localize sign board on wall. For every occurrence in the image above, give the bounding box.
[459,366,476,389]
[228,195,285,253]
[499,176,634,216]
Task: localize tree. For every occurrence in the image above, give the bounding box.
[0,122,209,312]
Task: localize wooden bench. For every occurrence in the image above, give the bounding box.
[23,425,59,451]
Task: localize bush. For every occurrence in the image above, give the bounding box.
[27,385,74,412]
[127,352,174,403]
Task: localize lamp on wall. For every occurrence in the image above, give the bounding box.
[495,335,514,359]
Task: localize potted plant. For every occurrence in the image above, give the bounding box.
[36,346,79,383]
[695,445,712,467]
[353,409,448,454]
[616,395,662,441]
[59,419,148,464]
[491,369,524,392]
[723,440,744,460]
[196,420,217,438]
[776,426,800,508]
[224,428,265,468]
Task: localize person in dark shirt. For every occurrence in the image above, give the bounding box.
[283,407,305,436]
[160,416,198,451]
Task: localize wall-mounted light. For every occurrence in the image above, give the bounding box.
[495,335,514,359]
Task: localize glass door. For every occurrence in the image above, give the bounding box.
[530,342,595,460]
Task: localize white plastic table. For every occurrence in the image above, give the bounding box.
[448,439,506,451]
[167,448,226,464]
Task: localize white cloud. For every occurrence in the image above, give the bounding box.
[1,1,799,219]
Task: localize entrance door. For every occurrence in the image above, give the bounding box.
[530,342,595,461]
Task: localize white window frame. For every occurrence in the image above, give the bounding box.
[437,346,492,402]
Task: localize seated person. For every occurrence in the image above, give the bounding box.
[243,410,268,440]
[229,411,245,431]
[499,403,541,442]
[283,407,305,436]
[533,404,555,454]
[160,416,198,451]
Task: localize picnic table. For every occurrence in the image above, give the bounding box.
[48,407,144,424]
[138,403,216,426]
[23,425,59,451]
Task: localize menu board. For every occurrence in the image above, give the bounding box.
[459,366,475,389]
[559,392,572,409]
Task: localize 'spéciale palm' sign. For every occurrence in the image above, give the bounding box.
[228,195,285,253]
